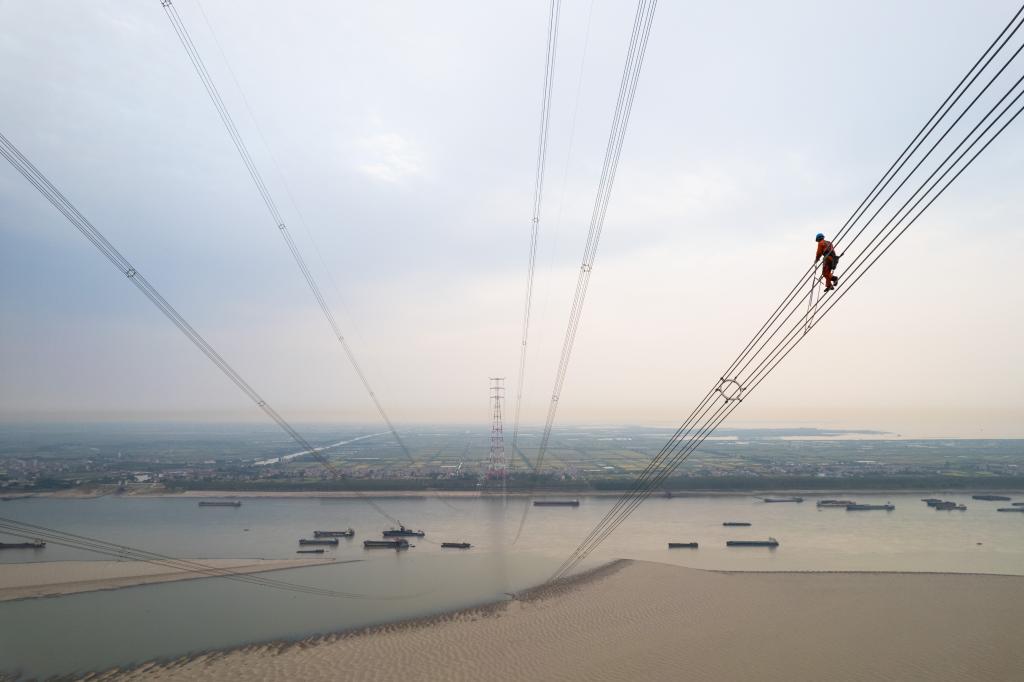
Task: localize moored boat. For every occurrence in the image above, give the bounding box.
[727,538,779,547]
[383,524,425,537]
[364,538,410,549]
[299,538,339,546]
[668,542,698,549]
[313,528,354,538]
[934,501,966,511]
[0,540,45,549]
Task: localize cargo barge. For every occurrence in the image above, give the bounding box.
[383,525,425,537]
[668,542,698,549]
[972,495,1011,501]
[727,538,779,547]
[997,507,1024,512]
[364,539,410,549]
[817,499,854,508]
[533,500,580,507]
[296,549,325,554]
[441,542,472,549]
[846,503,895,511]
[722,522,751,527]
[313,529,354,538]
[0,541,45,549]
[761,497,803,503]
[933,501,966,511]
[198,501,241,507]
[299,538,339,546]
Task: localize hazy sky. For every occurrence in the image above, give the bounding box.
[1,0,1022,437]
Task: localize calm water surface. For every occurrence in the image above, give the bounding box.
[1,492,1022,677]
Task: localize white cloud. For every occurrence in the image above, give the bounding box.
[355,132,422,183]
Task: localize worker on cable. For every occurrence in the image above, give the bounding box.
[815,233,840,291]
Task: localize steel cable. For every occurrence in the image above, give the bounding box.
[551,7,1024,578]
[158,0,413,463]
[512,0,659,544]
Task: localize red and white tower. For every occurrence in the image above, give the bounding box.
[488,377,506,478]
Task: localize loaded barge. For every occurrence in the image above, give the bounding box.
[668,542,698,549]
[314,529,355,538]
[0,540,45,549]
[846,503,895,511]
[761,497,803,503]
[299,538,339,546]
[727,538,779,548]
[198,501,241,507]
[997,507,1024,512]
[441,542,472,549]
[533,500,580,507]
[723,522,751,527]
[972,495,1011,501]
[817,499,854,508]
[296,549,325,554]
[383,525,425,537]
[364,539,410,549]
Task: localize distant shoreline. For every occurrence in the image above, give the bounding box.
[8,486,1022,501]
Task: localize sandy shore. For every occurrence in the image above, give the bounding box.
[90,560,1024,681]
[0,558,336,601]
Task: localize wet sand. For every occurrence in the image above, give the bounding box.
[0,558,336,601]
[91,560,1024,681]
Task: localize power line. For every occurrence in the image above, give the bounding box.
[556,82,1024,581]
[511,0,563,455]
[513,0,658,543]
[0,131,400,526]
[158,0,413,463]
[550,8,1024,579]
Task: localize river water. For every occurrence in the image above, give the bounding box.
[1,492,1022,677]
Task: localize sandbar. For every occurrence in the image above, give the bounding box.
[91,560,1024,681]
[0,558,335,601]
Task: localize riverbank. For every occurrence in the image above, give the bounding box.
[89,560,1024,681]
[10,486,1022,501]
[0,558,338,601]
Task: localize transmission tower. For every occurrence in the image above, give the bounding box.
[488,378,506,479]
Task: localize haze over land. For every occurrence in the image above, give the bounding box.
[2,423,1021,495]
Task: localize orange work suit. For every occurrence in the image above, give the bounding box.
[816,239,837,289]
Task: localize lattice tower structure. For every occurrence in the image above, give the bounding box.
[489,378,506,478]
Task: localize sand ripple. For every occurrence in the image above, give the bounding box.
[88,560,1023,681]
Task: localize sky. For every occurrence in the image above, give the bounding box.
[1,0,1022,437]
